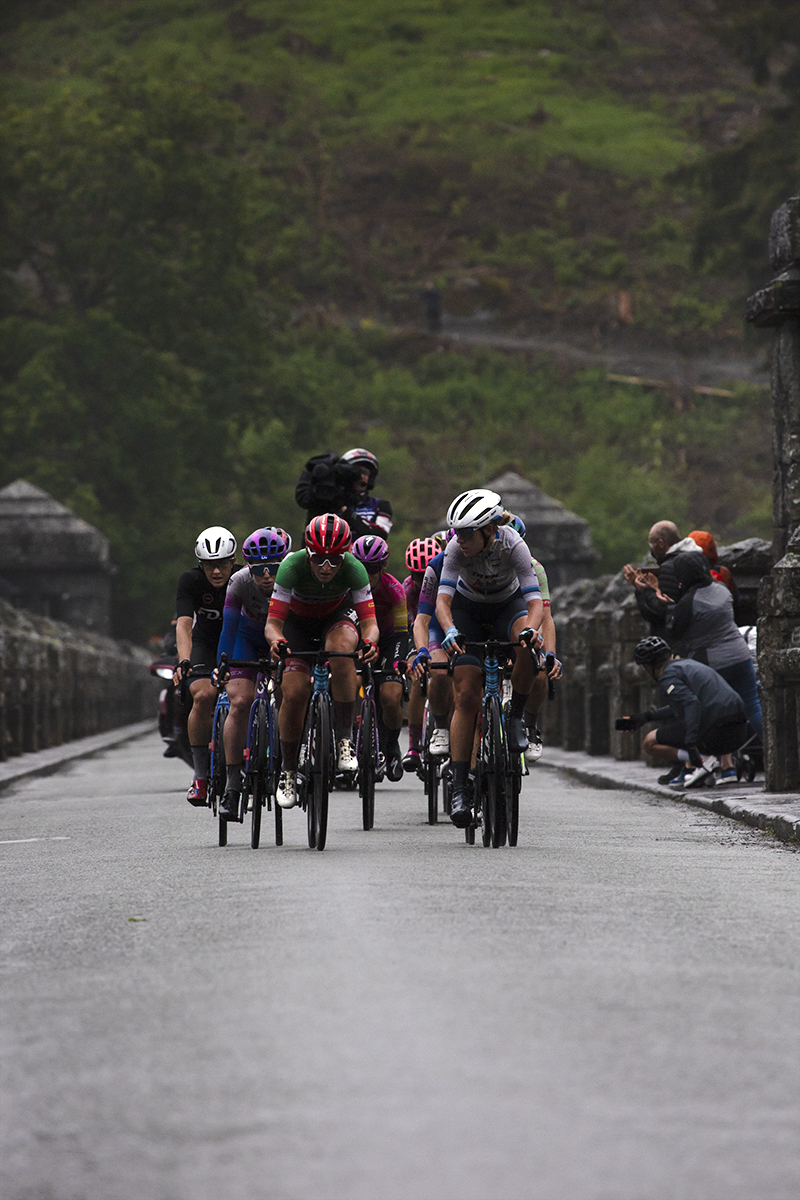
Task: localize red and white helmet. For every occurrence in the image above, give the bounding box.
[405,537,440,573]
[341,448,378,483]
[305,513,352,556]
[195,526,237,561]
[446,489,504,531]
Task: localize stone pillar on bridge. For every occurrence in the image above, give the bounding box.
[746,195,800,790]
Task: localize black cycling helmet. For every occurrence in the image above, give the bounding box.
[634,636,671,666]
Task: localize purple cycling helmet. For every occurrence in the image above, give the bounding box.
[242,528,288,564]
[352,534,390,571]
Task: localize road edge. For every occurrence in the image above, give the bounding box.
[0,720,158,792]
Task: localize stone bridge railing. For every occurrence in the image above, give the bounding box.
[539,539,771,763]
[0,598,158,762]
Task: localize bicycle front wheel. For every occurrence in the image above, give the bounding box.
[308,698,332,851]
[249,698,269,850]
[423,715,439,825]
[358,698,377,831]
[483,696,507,848]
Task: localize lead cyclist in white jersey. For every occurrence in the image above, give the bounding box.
[434,489,544,827]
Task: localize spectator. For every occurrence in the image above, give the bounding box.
[623,520,709,635]
[619,636,748,789]
[688,529,739,603]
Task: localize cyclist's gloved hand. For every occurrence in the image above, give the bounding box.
[271,638,289,661]
[175,658,192,683]
[519,627,541,648]
[442,626,461,654]
[412,647,430,675]
[360,639,379,662]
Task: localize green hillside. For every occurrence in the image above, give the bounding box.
[1,0,794,637]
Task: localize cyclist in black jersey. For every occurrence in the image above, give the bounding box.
[174,526,238,806]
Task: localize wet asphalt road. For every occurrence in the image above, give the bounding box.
[1,732,798,1200]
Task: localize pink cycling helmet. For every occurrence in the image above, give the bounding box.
[405,537,440,572]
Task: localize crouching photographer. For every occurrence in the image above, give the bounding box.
[616,636,749,790]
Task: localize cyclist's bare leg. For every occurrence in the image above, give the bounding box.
[326,623,359,745]
[449,662,483,764]
[524,672,548,723]
[379,680,403,733]
[428,648,453,724]
[509,614,535,695]
[223,676,255,790]
[187,678,216,747]
[278,668,312,769]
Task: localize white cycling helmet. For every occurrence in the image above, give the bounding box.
[195,526,237,561]
[446,489,504,530]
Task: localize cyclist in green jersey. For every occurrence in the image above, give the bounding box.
[265,514,379,809]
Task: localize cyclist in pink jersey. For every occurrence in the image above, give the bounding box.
[352,536,409,781]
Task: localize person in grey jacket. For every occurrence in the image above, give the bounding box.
[618,636,748,789]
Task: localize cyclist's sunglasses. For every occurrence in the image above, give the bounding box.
[249,562,280,577]
[308,552,344,568]
[364,562,384,575]
[455,527,478,539]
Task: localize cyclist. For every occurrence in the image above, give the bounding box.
[402,537,442,769]
[352,534,409,781]
[214,529,289,821]
[407,538,455,766]
[174,526,238,806]
[265,514,379,809]
[434,489,544,827]
[504,515,562,762]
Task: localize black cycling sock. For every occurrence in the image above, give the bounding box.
[333,701,354,742]
[191,745,209,779]
[281,740,300,771]
[225,762,243,792]
[510,690,529,717]
[452,760,469,789]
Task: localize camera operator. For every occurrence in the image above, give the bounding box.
[295,448,392,539]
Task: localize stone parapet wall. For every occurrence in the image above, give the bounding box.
[0,599,158,761]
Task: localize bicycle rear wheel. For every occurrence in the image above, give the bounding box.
[308,698,332,851]
[211,703,227,844]
[506,751,522,846]
[358,697,377,831]
[249,698,269,850]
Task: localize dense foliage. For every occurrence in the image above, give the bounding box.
[0,0,786,638]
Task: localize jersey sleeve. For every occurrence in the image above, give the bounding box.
[510,540,541,600]
[175,571,198,620]
[418,559,442,616]
[436,544,460,599]
[532,560,551,608]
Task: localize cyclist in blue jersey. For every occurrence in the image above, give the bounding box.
[434,489,544,827]
[214,528,289,820]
